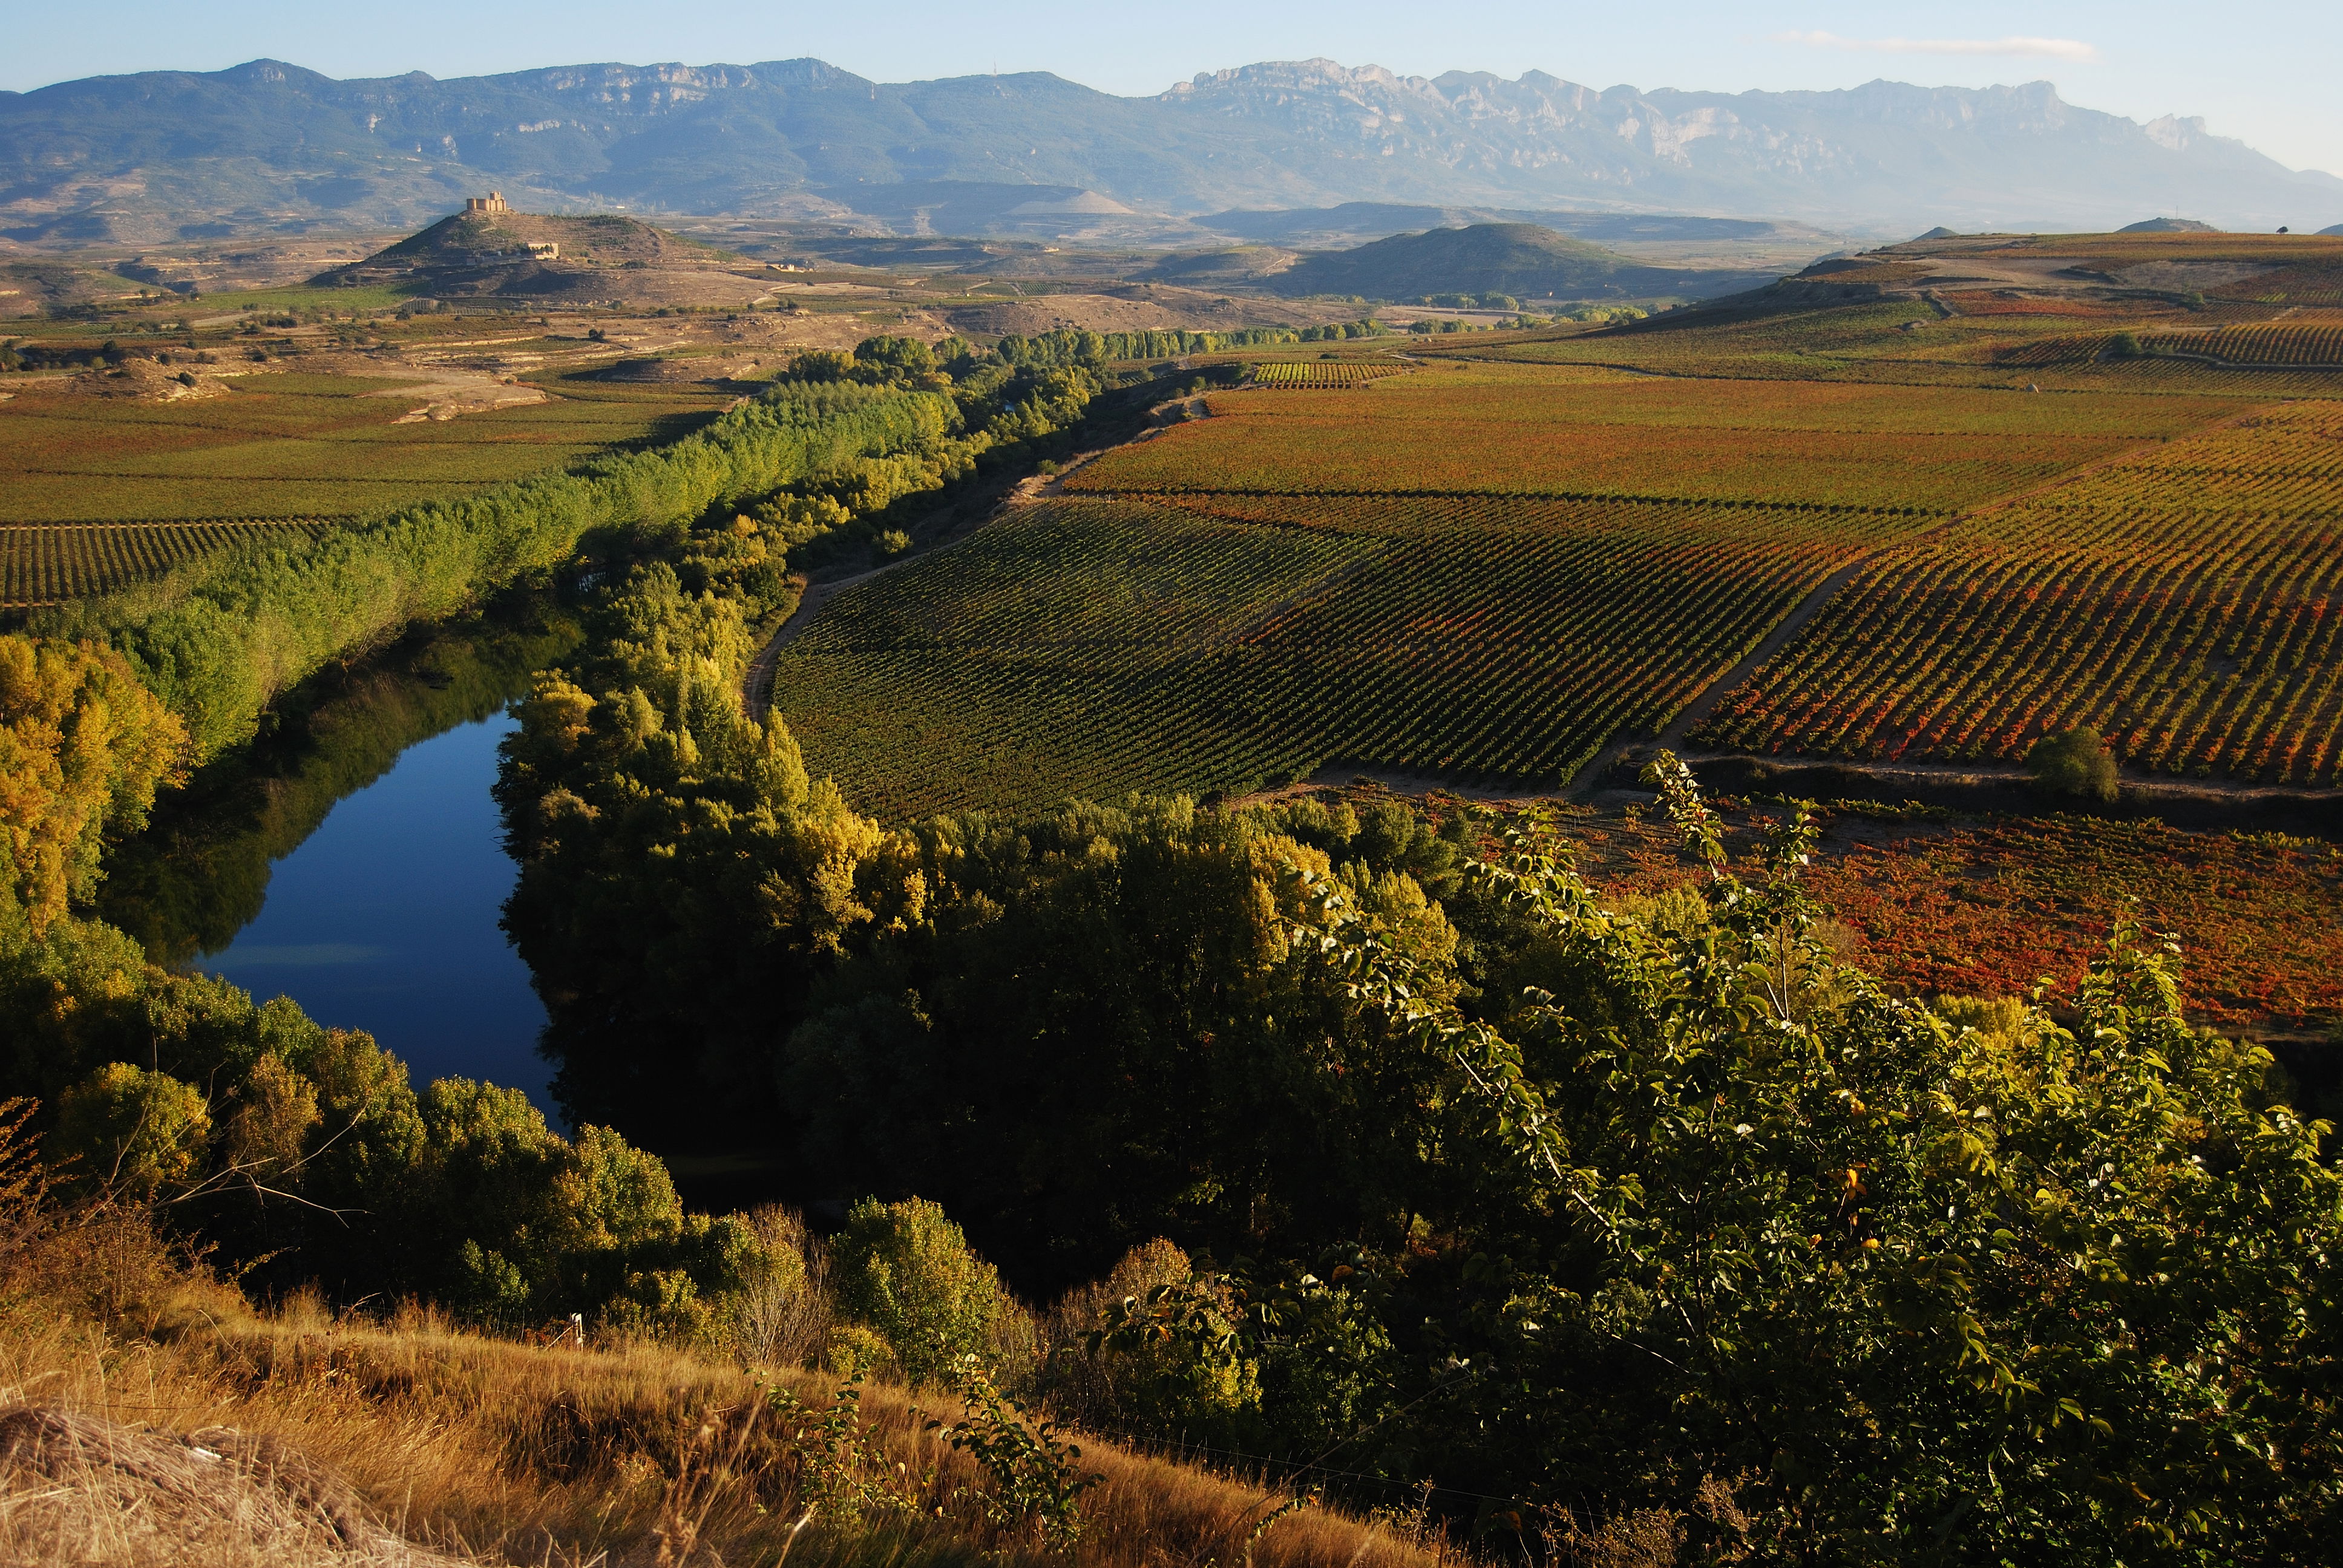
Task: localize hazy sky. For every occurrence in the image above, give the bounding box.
[10,0,2339,176]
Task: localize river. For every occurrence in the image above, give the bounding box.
[100,604,578,1117]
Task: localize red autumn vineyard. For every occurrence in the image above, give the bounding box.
[1584,802,2343,1031]
[1696,400,2343,785]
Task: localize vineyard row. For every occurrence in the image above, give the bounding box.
[1,519,334,606]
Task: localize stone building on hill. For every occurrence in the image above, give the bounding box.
[465,194,510,215]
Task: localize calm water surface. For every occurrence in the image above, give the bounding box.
[196,708,554,1111]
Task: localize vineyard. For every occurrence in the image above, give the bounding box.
[1939,292,2140,318]
[1997,323,2343,368]
[1696,400,2343,785]
[0,370,729,597]
[1576,800,2343,1031]
[770,492,1907,814]
[773,349,2343,815]
[1,519,333,606]
[2139,323,2343,366]
[1246,361,1408,388]
[1466,295,2343,398]
[1066,365,2231,509]
[2210,266,2343,307]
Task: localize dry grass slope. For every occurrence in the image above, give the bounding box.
[0,1194,1452,1568]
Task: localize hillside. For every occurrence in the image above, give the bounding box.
[316,206,769,305]
[3,57,2340,245]
[0,1182,1434,1568]
[1270,222,1779,302]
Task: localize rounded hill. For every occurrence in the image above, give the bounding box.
[1270,221,1779,302]
[313,206,766,307]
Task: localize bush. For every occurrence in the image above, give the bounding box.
[831,1197,1008,1388]
[53,1063,209,1195]
[2026,724,2120,803]
[719,1204,824,1366]
[1044,1239,1260,1443]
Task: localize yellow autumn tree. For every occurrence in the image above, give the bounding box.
[0,635,184,929]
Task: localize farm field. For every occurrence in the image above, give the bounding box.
[0,370,731,604]
[2126,321,2343,366]
[0,517,333,604]
[1248,360,1408,387]
[1697,400,2343,785]
[772,351,2268,815]
[772,492,1909,814]
[1464,299,2343,396]
[1064,365,2236,508]
[1570,796,2343,1037]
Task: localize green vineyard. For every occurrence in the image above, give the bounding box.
[2001,324,2343,368]
[1696,400,2343,785]
[1246,361,1408,388]
[769,494,1910,815]
[1,518,335,606]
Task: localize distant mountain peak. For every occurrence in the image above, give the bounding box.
[4,56,2338,246]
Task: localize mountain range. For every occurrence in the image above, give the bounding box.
[5,56,2340,247]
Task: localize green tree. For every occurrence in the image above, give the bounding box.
[2027,724,2120,803]
[831,1197,1008,1388]
[1293,752,2343,1560]
[851,335,938,384]
[788,348,855,382]
[53,1061,210,1194]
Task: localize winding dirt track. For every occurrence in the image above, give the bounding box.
[743,564,905,721]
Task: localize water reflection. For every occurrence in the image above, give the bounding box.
[203,708,556,1105]
[100,604,578,1114]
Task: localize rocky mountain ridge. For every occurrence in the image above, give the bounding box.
[4,56,2338,246]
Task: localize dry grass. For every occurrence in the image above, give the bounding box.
[0,1109,1454,1568]
[0,1248,1454,1567]
[0,1405,461,1566]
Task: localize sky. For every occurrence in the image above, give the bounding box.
[8,0,2340,177]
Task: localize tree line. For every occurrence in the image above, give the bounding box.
[995,321,1386,370]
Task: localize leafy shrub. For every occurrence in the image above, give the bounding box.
[2027,724,2120,803]
[831,1197,1008,1389]
[1052,1240,1261,1443]
[925,1355,1098,1544]
[53,1062,209,1195]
